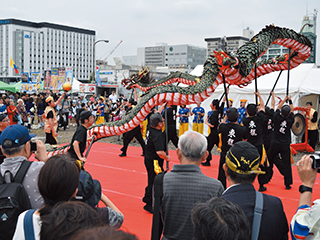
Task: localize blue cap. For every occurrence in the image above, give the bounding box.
[0,125,36,149]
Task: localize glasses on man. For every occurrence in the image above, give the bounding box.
[1,118,10,122]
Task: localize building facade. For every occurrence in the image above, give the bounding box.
[205,36,250,57]
[0,19,95,82]
[138,43,206,70]
[164,45,206,69]
[301,11,317,63]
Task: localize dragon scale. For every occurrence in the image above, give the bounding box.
[47,25,312,157]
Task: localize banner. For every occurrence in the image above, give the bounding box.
[21,72,37,93]
[44,69,51,92]
[30,72,41,94]
[96,66,101,87]
[79,84,96,93]
[65,67,73,85]
[51,67,59,91]
[57,67,66,90]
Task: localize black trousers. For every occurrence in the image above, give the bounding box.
[120,126,146,154]
[254,144,269,186]
[267,142,293,186]
[45,131,57,145]
[262,137,274,181]
[206,131,219,162]
[218,151,227,189]
[143,157,164,206]
[308,130,318,150]
[167,125,179,148]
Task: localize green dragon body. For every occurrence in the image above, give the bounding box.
[47,25,312,157]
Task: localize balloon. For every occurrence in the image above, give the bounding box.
[63,82,72,92]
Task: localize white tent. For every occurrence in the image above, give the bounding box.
[180,63,320,135]
[72,78,81,93]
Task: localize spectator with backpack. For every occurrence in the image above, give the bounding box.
[13,154,80,240]
[0,124,48,240]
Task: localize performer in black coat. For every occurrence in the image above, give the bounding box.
[242,91,269,192]
[202,99,224,166]
[119,99,145,157]
[162,104,179,148]
[218,107,246,189]
[266,95,294,190]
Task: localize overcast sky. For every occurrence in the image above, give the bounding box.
[1,0,319,65]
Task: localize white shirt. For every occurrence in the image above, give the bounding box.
[109,94,118,103]
[13,211,41,240]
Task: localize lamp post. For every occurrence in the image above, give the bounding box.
[92,40,109,83]
[77,56,82,79]
[300,23,313,34]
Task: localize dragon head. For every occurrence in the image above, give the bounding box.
[212,51,238,71]
[121,67,155,90]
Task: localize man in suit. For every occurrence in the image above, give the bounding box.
[221,141,288,240]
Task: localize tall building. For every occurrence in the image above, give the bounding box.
[260,11,317,64]
[164,45,206,69]
[204,34,251,57]
[144,45,166,67]
[0,18,95,82]
[301,10,317,63]
[137,43,207,70]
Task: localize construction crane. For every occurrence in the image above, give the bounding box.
[102,40,123,63]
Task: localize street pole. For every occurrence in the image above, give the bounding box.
[92,40,109,83]
[300,23,313,34]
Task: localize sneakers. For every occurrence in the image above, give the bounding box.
[285,185,292,190]
[201,161,211,167]
[119,153,127,157]
[143,204,153,214]
[259,186,267,192]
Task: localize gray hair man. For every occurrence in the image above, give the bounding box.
[160,130,224,240]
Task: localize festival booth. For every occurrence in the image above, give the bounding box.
[71,78,81,93]
[0,81,16,93]
[182,63,320,137]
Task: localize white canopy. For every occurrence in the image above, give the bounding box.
[72,78,81,93]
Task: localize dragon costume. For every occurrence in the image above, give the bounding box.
[47,25,312,157]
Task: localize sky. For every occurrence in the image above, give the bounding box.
[0,0,319,65]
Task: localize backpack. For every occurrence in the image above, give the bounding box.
[0,161,32,240]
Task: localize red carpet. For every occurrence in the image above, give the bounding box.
[81,142,320,240]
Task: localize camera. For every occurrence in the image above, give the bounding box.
[30,142,37,152]
[310,151,320,169]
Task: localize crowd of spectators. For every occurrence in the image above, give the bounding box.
[0,90,130,131]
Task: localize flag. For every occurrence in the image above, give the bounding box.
[10,58,19,74]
